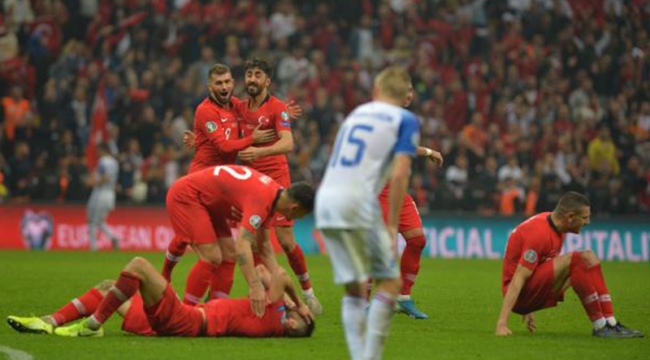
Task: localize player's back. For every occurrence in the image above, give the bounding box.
[201,298,285,337]
[502,212,563,287]
[316,101,419,229]
[190,97,240,173]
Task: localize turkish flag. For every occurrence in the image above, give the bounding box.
[86,80,110,170]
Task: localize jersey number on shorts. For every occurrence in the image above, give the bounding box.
[213,165,252,180]
[329,124,374,168]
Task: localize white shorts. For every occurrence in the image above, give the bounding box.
[320,228,399,285]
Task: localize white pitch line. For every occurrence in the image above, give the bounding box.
[0,346,34,360]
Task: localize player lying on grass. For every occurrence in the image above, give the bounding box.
[496,191,643,338]
[7,257,314,338]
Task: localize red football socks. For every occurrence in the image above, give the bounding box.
[570,252,603,321]
[588,264,614,318]
[183,260,215,305]
[400,234,426,295]
[92,271,140,324]
[209,260,235,299]
[161,236,188,282]
[286,245,311,290]
[51,288,103,326]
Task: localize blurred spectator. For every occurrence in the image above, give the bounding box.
[588,125,620,175]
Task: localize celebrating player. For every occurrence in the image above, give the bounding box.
[161,63,274,305]
[235,58,322,314]
[496,191,643,338]
[316,66,420,360]
[86,143,120,251]
[7,257,314,338]
[166,164,314,317]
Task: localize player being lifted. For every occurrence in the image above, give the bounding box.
[316,66,419,360]
[496,191,643,338]
[235,58,322,314]
[8,257,314,338]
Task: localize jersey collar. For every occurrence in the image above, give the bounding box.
[248,94,271,109]
[546,215,562,236]
[270,189,282,214]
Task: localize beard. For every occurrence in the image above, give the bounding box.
[210,88,231,105]
[246,83,262,97]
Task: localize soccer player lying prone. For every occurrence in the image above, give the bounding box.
[7,257,314,338]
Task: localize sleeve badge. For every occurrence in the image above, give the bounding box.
[523,249,538,264]
[206,121,218,133]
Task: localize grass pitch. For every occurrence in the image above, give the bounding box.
[0,251,648,360]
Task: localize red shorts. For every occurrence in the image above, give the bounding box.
[144,285,204,336]
[122,294,156,336]
[379,193,423,233]
[265,170,293,227]
[508,259,565,315]
[166,186,231,244]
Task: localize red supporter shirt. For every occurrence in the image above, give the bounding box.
[175,165,281,233]
[501,212,564,292]
[189,97,252,173]
[200,298,286,337]
[236,95,291,174]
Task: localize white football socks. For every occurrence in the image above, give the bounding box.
[342,295,368,360]
[363,291,397,360]
[593,317,607,330]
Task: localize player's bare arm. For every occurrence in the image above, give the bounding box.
[269,267,314,323]
[496,264,533,336]
[239,130,293,162]
[416,147,444,166]
[236,227,268,317]
[387,154,413,243]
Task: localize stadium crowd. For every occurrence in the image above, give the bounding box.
[0,0,649,217]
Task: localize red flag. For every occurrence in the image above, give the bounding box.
[86,80,110,170]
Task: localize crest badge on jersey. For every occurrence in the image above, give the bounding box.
[206,121,218,133]
[249,215,262,229]
[411,132,420,147]
[523,249,537,264]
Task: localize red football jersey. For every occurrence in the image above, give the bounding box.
[172,165,281,233]
[189,97,252,173]
[201,298,286,337]
[501,212,564,290]
[236,95,291,173]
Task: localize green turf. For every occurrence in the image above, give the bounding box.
[0,251,648,360]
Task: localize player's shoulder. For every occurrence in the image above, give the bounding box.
[518,212,552,233]
[267,96,288,111]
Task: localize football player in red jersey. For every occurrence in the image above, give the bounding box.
[236,58,322,315]
[8,258,314,338]
[496,192,643,338]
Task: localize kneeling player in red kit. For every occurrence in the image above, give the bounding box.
[7,258,314,338]
[496,191,643,338]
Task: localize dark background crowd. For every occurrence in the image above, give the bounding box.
[1,0,649,217]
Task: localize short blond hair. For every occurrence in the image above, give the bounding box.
[374,66,412,103]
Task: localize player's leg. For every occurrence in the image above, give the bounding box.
[183,241,222,305]
[364,227,402,360]
[87,197,100,251]
[275,225,322,314]
[7,280,112,335]
[96,203,120,250]
[161,235,188,282]
[55,257,166,337]
[209,236,237,299]
[580,250,643,337]
[321,229,370,360]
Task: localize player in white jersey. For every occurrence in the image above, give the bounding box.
[87,143,120,251]
[316,66,420,360]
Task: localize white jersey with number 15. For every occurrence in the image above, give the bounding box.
[315,101,420,229]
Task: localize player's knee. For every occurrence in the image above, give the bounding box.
[406,234,426,250]
[126,256,150,273]
[94,279,115,292]
[579,250,600,267]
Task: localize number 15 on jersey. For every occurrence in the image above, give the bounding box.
[329,124,375,168]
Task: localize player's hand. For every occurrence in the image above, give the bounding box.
[251,124,276,144]
[387,226,399,257]
[297,303,314,324]
[283,294,297,310]
[496,322,513,336]
[428,149,444,167]
[249,283,268,317]
[286,100,303,120]
[230,206,243,221]
[183,130,196,148]
[522,313,536,333]
[239,147,263,162]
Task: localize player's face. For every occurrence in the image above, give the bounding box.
[208,72,234,105]
[245,67,270,97]
[402,84,414,108]
[567,207,591,234]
